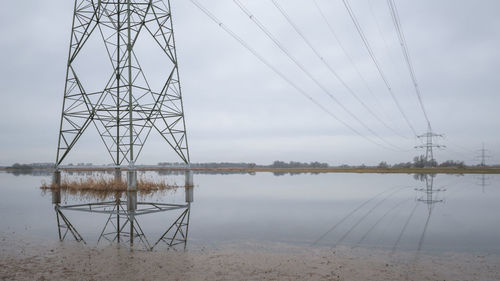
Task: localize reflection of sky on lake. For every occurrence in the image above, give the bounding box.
[0,171,499,255]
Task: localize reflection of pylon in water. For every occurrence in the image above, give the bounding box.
[55,204,85,243]
[476,174,490,193]
[152,205,190,250]
[98,198,150,250]
[414,174,445,211]
[413,174,446,258]
[53,188,192,250]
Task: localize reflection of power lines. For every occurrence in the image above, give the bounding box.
[333,187,405,247]
[52,187,193,251]
[392,174,446,256]
[391,202,418,254]
[413,174,445,261]
[311,185,401,246]
[355,199,409,248]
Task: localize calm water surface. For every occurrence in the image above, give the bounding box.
[0,171,499,255]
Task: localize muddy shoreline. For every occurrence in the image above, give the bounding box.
[1,235,498,281]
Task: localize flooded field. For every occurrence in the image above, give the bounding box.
[1,171,500,280]
[1,171,499,254]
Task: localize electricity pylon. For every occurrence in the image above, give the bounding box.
[55,0,190,172]
[415,123,445,166]
[475,143,491,167]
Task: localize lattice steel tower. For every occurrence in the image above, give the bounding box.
[415,123,445,166]
[475,143,491,167]
[55,0,190,173]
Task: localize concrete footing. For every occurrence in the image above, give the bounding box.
[114,168,122,183]
[51,188,61,204]
[185,169,193,187]
[185,169,194,203]
[127,169,137,191]
[52,170,61,204]
[52,170,61,186]
[185,186,194,203]
[127,190,137,211]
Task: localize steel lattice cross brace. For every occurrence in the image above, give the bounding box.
[56,0,190,167]
[55,204,86,243]
[152,206,190,249]
[415,123,445,166]
[414,175,445,210]
[55,200,191,250]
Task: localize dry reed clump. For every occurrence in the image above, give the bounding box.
[40,175,179,193]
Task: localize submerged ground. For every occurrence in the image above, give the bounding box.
[1,171,499,280]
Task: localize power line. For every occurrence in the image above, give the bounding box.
[367,0,401,73]
[270,0,407,140]
[342,0,417,136]
[189,0,395,150]
[448,141,475,153]
[312,0,387,117]
[386,0,431,126]
[232,0,403,151]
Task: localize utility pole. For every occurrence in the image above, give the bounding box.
[415,122,445,167]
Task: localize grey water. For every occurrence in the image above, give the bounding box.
[0,171,499,255]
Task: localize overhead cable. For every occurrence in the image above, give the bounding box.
[386,0,431,127]
[189,0,395,150]
[312,0,390,125]
[270,0,407,140]
[233,0,403,150]
[342,0,417,136]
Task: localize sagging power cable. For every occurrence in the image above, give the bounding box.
[233,0,403,151]
[270,0,407,140]
[189,0,396,150]
[342,0,418,136]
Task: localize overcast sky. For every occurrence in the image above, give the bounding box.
[0,0,499,166]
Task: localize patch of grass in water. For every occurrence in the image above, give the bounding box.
[41,175,180,199]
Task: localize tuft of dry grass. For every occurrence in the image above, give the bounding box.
[40,175,180,195]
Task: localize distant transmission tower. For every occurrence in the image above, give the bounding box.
[415,123,445,166]
[475,143,491,166]
[54,0,190,188]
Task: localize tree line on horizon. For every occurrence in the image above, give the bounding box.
[3,156,495,170]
